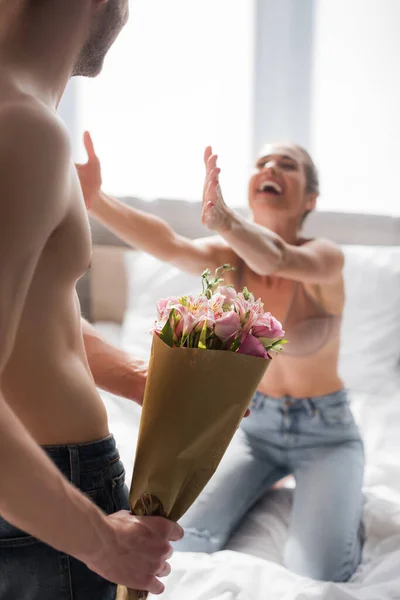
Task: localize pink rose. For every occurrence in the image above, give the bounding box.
[238,334,271,359]
[214,310,241,342]
[252,313,285,339]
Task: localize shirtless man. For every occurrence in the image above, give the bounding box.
[0,2,182,599]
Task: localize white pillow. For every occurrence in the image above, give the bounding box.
[339,245,400,394]
[121,252,200,359]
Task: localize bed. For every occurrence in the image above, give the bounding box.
[78,199,400,600]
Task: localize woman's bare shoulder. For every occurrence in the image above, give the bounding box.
[194,235,238,269]
[297,237,344,311]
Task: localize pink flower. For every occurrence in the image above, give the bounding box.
[174,295,213,330]
[238,334,271,359]
[154,294,218,347]
[233,295,264,334]
[217,286,237,309]
[156,297,180,320]
[152,307,178,341]
[214,310,241,342]
[174,305,198,338]
[194,306,215,332]
[153,321,164,337]
[252,313,285,339]
[210,292,226,320]
[179,294,209,315]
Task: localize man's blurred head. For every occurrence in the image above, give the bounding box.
[73,0,129,77]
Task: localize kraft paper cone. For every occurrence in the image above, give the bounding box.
[117,333,269,600]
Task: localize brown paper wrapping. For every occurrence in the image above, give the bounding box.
[117,333,269,600]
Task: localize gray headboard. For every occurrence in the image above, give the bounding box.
[88,197,400,247]
[77,197,400,322]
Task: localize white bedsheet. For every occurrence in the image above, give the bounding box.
[95,321,400,600]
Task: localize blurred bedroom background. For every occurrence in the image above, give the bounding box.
[68,4,400,597]
[59,0,400,216]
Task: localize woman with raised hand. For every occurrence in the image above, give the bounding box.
[77,133,364,582]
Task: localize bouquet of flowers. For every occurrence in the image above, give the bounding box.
[154,265,286,357]
[117,266,286,600]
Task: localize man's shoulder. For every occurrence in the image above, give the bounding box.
[0,96,70,162]
[0,96,72,221]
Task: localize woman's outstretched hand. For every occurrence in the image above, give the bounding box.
[75,131,102,212]
[202,146,233,232]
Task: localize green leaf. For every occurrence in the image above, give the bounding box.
[159,309,175,347]
[229,337,241,352]
[194,332,200,348]
[215,264,234,277]
[180,333,189,347]
[201,269,211,294]
[270,345,284,353]
[271,338,288,347]
[204,264,237,296]
[259,338,288,353]
[198,320,208,349]
[242,287,250,301]
[259,337,288,347]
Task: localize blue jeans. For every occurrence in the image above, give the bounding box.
[0,435,129,600]
[176,389,365,582]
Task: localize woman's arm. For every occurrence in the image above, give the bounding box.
[76,132,227,276]
[220,212,344,283]
[202,148,344,284]
[90,190,227,275]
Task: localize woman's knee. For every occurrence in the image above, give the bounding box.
[284,537,362,582]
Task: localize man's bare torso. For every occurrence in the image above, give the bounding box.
[1,82,109,445]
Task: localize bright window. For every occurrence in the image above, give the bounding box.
[74,0,255,206]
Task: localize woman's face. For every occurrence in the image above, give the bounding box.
[248,145,316,222]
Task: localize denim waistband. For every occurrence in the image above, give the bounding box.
[253,388,348,410]
[41,434,119,474]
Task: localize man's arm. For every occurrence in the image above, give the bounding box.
[81,317,147,404]
[0,105,181,594]
[76,132,231,275]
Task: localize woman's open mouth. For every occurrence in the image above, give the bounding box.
[257,181,283,196]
